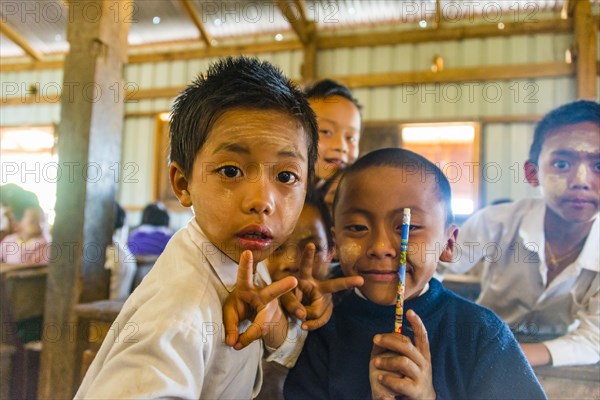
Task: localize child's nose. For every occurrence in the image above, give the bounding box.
[330,131,348,154]
[569,163,593,190]
[243,179,275,215]
[366,230,396,259]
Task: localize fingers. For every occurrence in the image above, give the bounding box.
[259,276,297,304]
[406,310,431,362]
[222,296,240,347]
[373,333,424,370]
[301,301,332,331]
[299,243,316,281]
[318,275,364,294]
[236,250,254,289]
[235,322,263,350]
[374,352,420,380]
[280,291,306,320]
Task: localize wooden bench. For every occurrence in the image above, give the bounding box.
[534,364,600,399]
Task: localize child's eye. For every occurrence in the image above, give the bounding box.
[395,224,420,232]
[594,162,600,172]
[277,171,300,184]
[345,225,367,232]
[346,135,358,143]
[552,160,570,170]
[319,129,332,137]
[217,166,242,178]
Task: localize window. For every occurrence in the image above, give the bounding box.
[400,123,480,217]
[1,125,57,224]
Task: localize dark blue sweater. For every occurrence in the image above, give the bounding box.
[284,279,546,400]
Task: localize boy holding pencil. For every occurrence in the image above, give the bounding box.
[284,148,546,399]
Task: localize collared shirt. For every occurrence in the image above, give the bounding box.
[439,198,599,366]
[76,218,303,399]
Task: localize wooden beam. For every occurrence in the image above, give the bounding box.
[179,0,213,47]
[573,0,597,99]
[0,21,43,61]
[333,62,574,89]
[302,24,317,82]
[318,18,572,49]
[435,0,442,29]
[2,62,575,108]
[277,0,311,44]
[0,17,577,72]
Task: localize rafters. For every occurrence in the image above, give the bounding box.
[179,0,213,47]
[0,21,43,61]
[277,0,314,45]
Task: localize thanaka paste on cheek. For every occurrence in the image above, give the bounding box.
[338,243,361,266]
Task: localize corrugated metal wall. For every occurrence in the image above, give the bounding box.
[1,30,598,226]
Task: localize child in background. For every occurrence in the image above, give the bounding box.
[285,148,546,400]
[439,100,599,367]
[0,206,50,265]
[127,202,173,256]
[76,57,361,399]
[256,192,335,400]
[305,79,362,186]
[105,202,136,301]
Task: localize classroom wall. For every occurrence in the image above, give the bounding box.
[1,22,598,226]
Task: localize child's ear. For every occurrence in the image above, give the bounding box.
[524,160,539,187]
[169,162,193,207]
[439,225,459,263]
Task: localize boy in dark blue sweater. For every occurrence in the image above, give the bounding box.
[284,148,546,400]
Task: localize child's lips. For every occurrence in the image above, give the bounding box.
[236,225,273,250]
[360,270,398,282]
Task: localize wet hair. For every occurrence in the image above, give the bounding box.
[305,189,334,250]
[529,100,600,163]
[304,79,362,112]
[170,56,318,181]
[141,203,170,227]
[333,148,454,227]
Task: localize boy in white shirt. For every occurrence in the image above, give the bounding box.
[439,100,599,366]
[76,57,361,399]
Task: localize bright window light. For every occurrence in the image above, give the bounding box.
[452,198,474,215]
[402,125,475,144]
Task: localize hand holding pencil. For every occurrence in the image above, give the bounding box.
[394,208,410,334]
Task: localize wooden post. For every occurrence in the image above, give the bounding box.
[573,0,597,99]
[37,1,130,398]
[302,21,317,83]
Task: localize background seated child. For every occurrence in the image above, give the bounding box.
[104,202,136,301]
[438,100,599,367]
[0,206,50,265]
[77,56,360,399]
[285,148,546,400]
[127,202,173,256]
[305,79,362,186]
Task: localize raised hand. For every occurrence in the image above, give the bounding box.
[223,250,297,350]
[369,310,436,400]
[280,243,364,330]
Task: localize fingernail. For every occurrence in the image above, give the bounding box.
[373,334,380,343]
[301,324,308,330]
[234,343,242,350]
[378,375,383,382]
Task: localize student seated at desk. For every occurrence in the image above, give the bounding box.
[285,148,546,400]
[127,202,173,256]
[105,202,136,301]
[0,206,50,266]
[439,100,599,367]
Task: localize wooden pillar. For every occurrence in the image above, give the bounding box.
[302,21,317,83]
[37,1,129,398]
[574,0,597,99]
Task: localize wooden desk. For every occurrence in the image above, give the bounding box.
[74,300,125,382]
[534,364,600,399]
[441,274,481,301]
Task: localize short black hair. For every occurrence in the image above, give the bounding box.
[333,148,454,227]
[305,189,334,250]
[304,79,362,111]
[529,100,600,163]
[170,56,318,181]
[141,203,170,227]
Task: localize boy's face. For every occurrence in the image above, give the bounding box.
[527,122,600,224]
[310,96,361,180]
[170,109,309,264]
[266,204,333,281]
[333,166,457,305]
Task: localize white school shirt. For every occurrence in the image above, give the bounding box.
[76,218,303,399]
[439,198,599,366]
